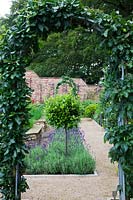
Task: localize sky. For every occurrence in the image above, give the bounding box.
[0,0,12,17]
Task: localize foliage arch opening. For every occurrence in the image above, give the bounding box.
[0,0,132,199]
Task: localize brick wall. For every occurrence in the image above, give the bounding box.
[25,71,89,103]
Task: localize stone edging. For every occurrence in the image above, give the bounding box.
[24,171,98,178]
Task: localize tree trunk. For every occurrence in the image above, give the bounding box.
[15,164,21,200]
[65,128,68,155]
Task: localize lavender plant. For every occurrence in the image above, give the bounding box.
[25,128,95,174]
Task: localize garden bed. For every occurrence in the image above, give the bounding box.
[24,170,98,177]
[25,128,96,175]
[22,119,118,200]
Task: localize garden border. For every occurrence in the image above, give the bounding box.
[24,170,98,177]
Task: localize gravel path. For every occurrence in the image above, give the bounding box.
[22,118,118,200]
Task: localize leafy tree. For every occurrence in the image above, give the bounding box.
[0,17,9,40]
[10,0,27,14]
[45,93,81,155]
[45,76,80,155]
[29,26,107,83]
[80,0,133,17]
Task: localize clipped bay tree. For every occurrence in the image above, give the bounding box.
[45,92,81,155]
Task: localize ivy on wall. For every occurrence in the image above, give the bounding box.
[0,0,132,199]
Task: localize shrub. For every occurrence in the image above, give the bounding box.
[44,93,81,154]
[80,99,96,116]
[93,102,104,126]
[25,146,46,174]
[28,103,44,128]
[25,128,96,174]
[45,93,81,129]
[81,99,95,108]
[83,103,98,118]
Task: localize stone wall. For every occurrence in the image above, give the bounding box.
[25,71,89,103]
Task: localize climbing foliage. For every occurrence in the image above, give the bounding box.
[55,76,78,96]
[98,12,133,199]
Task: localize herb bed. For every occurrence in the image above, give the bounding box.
[25,128,96,175]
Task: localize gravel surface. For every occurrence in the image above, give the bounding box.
[22,118,118,200]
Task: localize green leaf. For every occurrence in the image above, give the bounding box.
[118,45,123,51]
[103,29,109,37]
[9,139,15,145]
[15,116,21,125]
[42,16,46,22]
[38,24,44,32]
[13,151,17,158]
[44,25,49,32]
[0,172,4,178]
[4,149,9,156]
[121,144,128,152]
[55,21,61,28]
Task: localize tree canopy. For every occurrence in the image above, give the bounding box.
[29,26,107,83]
[81,0,133,17]
[0,0,132,84]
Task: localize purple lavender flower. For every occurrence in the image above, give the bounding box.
[26,141,36,149]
